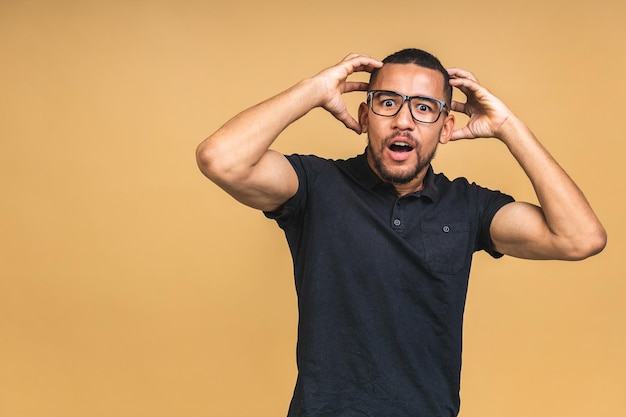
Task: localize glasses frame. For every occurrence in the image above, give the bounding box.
[367,90,448,124]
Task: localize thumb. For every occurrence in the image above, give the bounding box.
[330,107,362,134]
[449,126,475,141]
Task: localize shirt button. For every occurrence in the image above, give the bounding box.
[443,225,450,233]
[393,219,402,227]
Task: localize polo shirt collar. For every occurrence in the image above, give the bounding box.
[340,150,440,202]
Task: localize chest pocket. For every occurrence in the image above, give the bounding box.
[421,221,471,274]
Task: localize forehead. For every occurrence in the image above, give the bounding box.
[370,64,446,99]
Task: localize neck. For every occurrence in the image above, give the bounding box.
[391,173,426,196]
[364,147,431,196]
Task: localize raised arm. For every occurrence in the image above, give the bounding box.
[447,68,607,260]
[196,54,383,211]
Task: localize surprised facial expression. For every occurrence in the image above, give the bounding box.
[359,64,455,190]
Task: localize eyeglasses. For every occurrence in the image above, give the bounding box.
[367,90,448,124]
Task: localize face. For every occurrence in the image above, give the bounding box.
[359,64,455,190]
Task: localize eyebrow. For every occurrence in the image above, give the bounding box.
[370,90,446,103]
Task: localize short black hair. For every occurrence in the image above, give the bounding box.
[370,48,452,106]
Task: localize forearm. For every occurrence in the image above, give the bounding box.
[196,77,323,183]
[497,116,607,258]
[448,67,606,259]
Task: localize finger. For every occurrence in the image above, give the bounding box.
[342,54,383,74]
[448,76,483,98]
[450,100,467,114]
[341,53,379,65]
[342,52,365,61]
[343,81,370,93]
[340,115,362,134]
[447,67,479,83]
[449,126,476,141]
[332,108,362,134]
[448,75,479,88]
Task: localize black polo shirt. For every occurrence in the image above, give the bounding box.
[265,151,514,417]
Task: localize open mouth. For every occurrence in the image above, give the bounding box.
[388,141,414,153]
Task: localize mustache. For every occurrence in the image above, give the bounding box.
[384,131,417,147]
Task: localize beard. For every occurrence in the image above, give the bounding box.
[368,135,438,185]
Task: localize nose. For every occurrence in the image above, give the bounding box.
[392,100,416,130]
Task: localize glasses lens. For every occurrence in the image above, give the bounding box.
[409,97,443,123]
[370,91,444,123]
[370,91,404,117]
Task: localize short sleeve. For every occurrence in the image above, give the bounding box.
[263,154,308,230]
[476,186,515,258]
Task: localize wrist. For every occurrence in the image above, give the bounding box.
[496,113,530,146]
[294,76,331,109]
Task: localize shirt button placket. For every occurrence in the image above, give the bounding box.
[391,199,403,231]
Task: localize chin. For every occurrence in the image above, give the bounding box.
[367,143,435,184]
[377,162,420,184]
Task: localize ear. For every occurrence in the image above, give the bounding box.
[358,102,369,134]
[439,113,455,144]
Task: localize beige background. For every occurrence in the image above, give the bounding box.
[1,0,624,416]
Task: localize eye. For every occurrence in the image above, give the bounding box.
[415,103,433,113]
[382,99,396,107]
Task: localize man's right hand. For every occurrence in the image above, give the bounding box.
[197,53,382,211]
[312,53,383,134]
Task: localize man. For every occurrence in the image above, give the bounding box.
[196,49,606,416]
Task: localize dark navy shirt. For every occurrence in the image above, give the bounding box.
[265,151,514,417]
